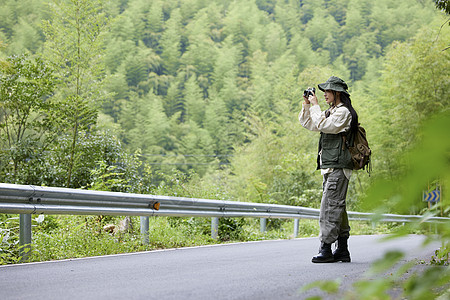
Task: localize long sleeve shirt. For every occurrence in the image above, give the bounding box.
[299,103,353,179]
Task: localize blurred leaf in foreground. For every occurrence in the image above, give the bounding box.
[362,111,450,215]
[298,278,341,296]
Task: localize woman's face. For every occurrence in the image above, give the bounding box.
[324,90,335,105]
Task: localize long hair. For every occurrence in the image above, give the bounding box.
[333,91,358,133]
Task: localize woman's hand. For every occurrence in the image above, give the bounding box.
[303,94,310,105]
[308,93,319,106]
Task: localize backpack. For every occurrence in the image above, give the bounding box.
[343,124,372,174]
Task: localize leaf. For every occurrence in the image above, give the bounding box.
[353,278,392,300]
[403,267,450,299]
[368,250,404,275]
[299,278,341,294]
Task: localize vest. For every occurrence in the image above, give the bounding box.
[316,132,353,170]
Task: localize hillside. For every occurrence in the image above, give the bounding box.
[0,0,448,206]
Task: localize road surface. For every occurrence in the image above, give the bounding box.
[0,235,440,299]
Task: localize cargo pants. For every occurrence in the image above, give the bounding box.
[319,168,350,244]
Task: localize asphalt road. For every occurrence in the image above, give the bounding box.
[0,235,440,300]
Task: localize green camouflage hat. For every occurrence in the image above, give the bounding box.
[318,76,349,95]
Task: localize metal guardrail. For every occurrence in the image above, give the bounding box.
[1,183,448,260]
[1,183,448,221]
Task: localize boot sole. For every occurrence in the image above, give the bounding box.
[334,257,351,262]
[311,258,335,263]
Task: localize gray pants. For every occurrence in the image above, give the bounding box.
[319,169,350,244]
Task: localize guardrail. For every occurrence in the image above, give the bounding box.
[1,183,448,260]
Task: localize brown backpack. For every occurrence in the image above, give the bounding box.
[343,124,372,174]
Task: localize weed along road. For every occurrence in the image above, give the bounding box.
[0,235,440,299]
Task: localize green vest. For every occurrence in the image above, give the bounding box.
[317,132,353,170]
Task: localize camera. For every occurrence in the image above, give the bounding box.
[303,87,315,98]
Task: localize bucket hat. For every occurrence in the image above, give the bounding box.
[318,76,349,95]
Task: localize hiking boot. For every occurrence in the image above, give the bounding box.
[312,243,334,263]
[333,236,351,262]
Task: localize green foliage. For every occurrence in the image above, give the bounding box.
[0,216,21,264]
[0,214,58,264]
[338,248,449,300]
[300,279,341,296]
[0,0,47,56]
[363,22,450,184]
[431,243,450,266]
[89,161,130,192]
[403,267,450,299]
[0,54,55,183]
[363,112,450,215]
[59,0,439,182]
[41,0,112,187]
[39,131,137,189]
[434,0,450,15]
[30,215,143,261]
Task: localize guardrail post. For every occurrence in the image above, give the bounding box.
[260,218,267,233]
[211,217,219,239]
[140,216,149,245]
[19,214,32,262]
[294,219,299,237]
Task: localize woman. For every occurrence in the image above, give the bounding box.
[299,76,358,263]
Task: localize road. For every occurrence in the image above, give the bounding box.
[0,235,440,299]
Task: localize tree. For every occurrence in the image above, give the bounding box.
[9,18,43,54]
[262,23,287,62]
[248,50,273,115]
[104,38,135,73]
[366,24,450,179]
[127,91,172,155]
[434,0,450,29]
[203,95,233,159]
[273,0,302,40]
[183,74,205,125]
[341,0,365,40]
[146,0,164,34]
[41,0,111,187]
[212,35,240,92]
[0,0,47,55]
[160,8,182,75]
[102,71,128,121]
[304,11,339,51]
[163,77,183,118]
[434,0,450,15]
[177,120,215,176]
[123,46,148,88]
[181,9,217,78]
[0,54,55,182]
